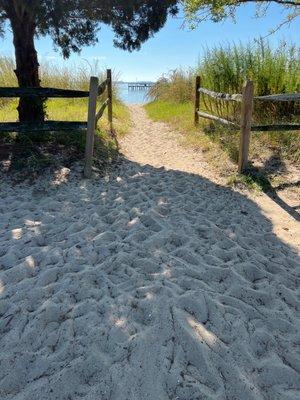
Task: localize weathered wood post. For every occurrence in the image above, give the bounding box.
[194,75,201,125]
[107,69,113,132]
[84,76,99,178]
[238,80,254,174]
[107,68,119,149]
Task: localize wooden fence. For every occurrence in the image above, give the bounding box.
[194,76,300,173]
[0,68,114,178]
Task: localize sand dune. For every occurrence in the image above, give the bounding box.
[0,106,299,399]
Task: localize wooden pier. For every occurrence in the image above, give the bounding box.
[128,83,153,90]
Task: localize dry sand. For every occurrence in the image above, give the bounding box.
[0,105,299,399]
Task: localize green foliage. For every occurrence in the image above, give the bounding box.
[148,70,195,103]
[150,40,300,102]
[183,0,300,31]
[149,39,300,122]
[0,59,130,134]
[0,1,179,56]
[0,1,179,121]
[198,39,300,96]
[0,59,131,175]
[145,100,193,122]
[198,40,300,122]
[145,40,300,173]
[0,57,15,109]
[145,99,300,185]
[227,171,271,191]
[0,58,122,118]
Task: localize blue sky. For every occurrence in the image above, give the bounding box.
[1,3,299,81]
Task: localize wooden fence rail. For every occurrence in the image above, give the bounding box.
[194,76,300,174]
[0,69,114,178]
[254,93,300,102]
[199,87,242,102]
[96,99,109,123]
[0,121,88,132]
[197,111,239,128]
[251,124,300,132]
[0,87,90,98]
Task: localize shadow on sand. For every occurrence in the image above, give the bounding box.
[0,157,299,400]
[247,153,300,222]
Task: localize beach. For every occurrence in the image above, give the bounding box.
[0,106,299,399]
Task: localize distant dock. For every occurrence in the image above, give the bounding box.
[128,83,153,90]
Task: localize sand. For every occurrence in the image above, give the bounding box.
[0,105,299,400]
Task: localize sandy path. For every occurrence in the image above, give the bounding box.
[0,106,299,400]
[122,105,300,248]
[121,106,219,182]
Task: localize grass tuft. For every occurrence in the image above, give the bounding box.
[0,59,131,176]
[227,170,271,191]
[145,39,300,178]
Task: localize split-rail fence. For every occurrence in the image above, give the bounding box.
[194,76,300,173]
[0,69,114,178]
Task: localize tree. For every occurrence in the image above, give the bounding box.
[0,1,178,122]
[183,0,299,29]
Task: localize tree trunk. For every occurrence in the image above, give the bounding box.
[10,12,44,123]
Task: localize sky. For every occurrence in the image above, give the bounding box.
[1,3,299,82]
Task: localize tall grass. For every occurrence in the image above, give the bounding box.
[149,40,300,120]
[147,39,300,171]
[150,40,300,101]
[0,57,16,109]
[0,57,130,174]
[148,69,195,103]
[0,57,126,125]
[199,39,299,95]
[199,40,300,122]
[0,57,111,90]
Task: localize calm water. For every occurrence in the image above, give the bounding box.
[116,83,153,105]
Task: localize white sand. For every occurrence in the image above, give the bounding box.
[0,106,299,400]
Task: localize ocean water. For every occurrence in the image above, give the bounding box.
[116,83,153,105]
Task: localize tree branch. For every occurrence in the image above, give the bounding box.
[238,0,299,6]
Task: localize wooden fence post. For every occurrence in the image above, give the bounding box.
[238,80,254,174]
[84,76,99,178]
[107,69,113,132]
[194,75,201,125]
